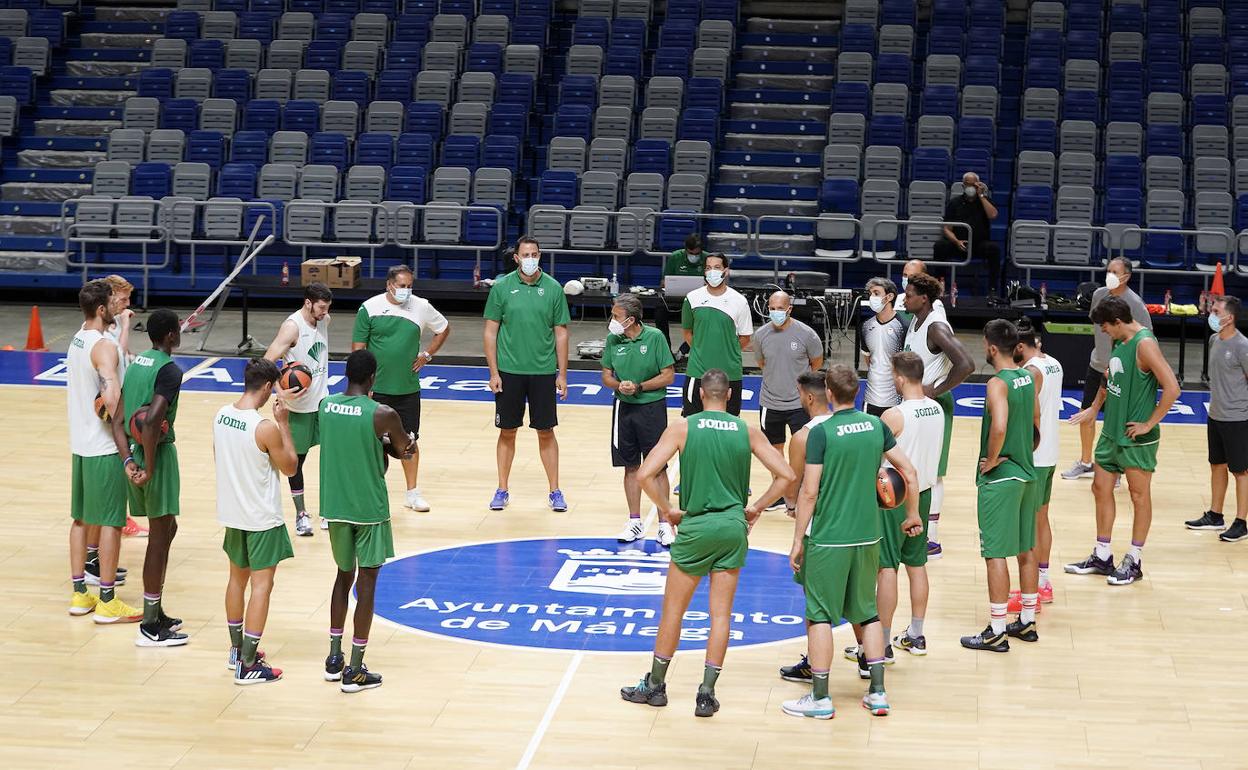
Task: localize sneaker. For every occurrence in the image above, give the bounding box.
[158,611,183,632]
[1006,619,1039,642]
[1060,461,1095,480]
[1006,591,1041,614]
[548,489,569,512]
[764,499,786,511]
[235,659,283,686]
[320,516,329,531]
[135,622,189,647]
[656,522,676,547]
[324,653,345,681]
[959,625,1010,653]
[884,644,895,664]
[927,541,943,560]
[855,652,869,680]
[616,518,645,543]
[694,690,720,717]
[781,693,835,720]
[489,488,510,511]
[93,597,142,624]
[1064,552,1115,575]
[843,644,861,661]
[122,517,148,537]
[1219,519,1248,543]
[893,632,927,656]
[69,591,97,616]
[861,691,890,716]
[84,559,126,586]
[1107,554,1144,586]
[295,511,313,537]
[1186,510,1226,530]
[1038,583,1054,604]
[405,488,431,512]
[226,647,267,670]
[340,664,382,693]
[620,674,667,707]
[779,654,812,683]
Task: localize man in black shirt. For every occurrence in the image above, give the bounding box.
[933,172,1001,298]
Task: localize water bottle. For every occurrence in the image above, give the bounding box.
[610,272,619,295]
[951,281,958,308]
[281,261,289,286]
[1040,282,1048,309]
[1163,288,1172,313]
[472,259,481,288]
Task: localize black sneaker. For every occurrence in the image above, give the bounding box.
[340,664,382,693]
[83,558,127,586]
[855,652,869,680]
[884,644,895,664]
[324,652,345,681]
[620,674,668,706]
[1064,552,1114,575]
[779,654,812,683]
[1219,519,1248,543]
[234,659,283,686]
[1006,619,1039,642]
[893,632,927,656]
[1107,554,1144,586]
[1186,510,1226,530]
[134,621,189,647]
[158,611,183,632]
[960,625,1010,653]
[694,690,720,717]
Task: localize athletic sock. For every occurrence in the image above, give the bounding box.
[882,627,891,647]
[99,581,114,603]
[908,618,924,638]
[86,546,99,563]
[812,669,830,699]
[292,490,306,514]
[227,619,243,649]
[867,658,885,694]
[989,602,1008,635]
[1038,563,1050,588]
[629,512,641,519]
[349,638,367,669]
[72,574,86,594]
[329,628,343,657]
[1094,537,1112,561]
[241,631,261,667]
[1020,593,1038,624]
[143,593,161,625]
[1128,540,1143,563]
[927,514,940,543]
[649,654,672,685]
[699,662,721,694]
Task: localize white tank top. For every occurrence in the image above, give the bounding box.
[905,312,953,388]
[1026,353,1064,468]
[885,397,944,492]
[804,412,832,430]
[284,310,330,413]
[67,328,120,457]
[213,404,284,531]
[105,324,127,380]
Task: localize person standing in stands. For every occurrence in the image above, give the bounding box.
[681,254,753,417]
[655,234,706,357]
[933,172,1000,299]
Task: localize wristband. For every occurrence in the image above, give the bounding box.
[418,350,432,361]
[123,456,135,467]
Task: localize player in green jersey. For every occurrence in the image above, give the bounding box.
[620,369,794,718]
[319,350,414,693]
[1067,296,1180,586]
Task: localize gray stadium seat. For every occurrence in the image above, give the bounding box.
[1030,1,1065,30]
[226,39,262,74]
[365,101,405,136]
[828,112,867,148]
[1108,32,1143,63]
[600,75,637,109]
[837,52,873,84]
[667,173,707,212]
[645,76,683,111]
[294,69,331,103]
[925,55,961,87]
[258,163,298,201]
[334,200,378,243]
[863,145,903,181]
[321,100,359,139]
[298,164,339,202]
[960,86,999,122]
[415,70,453,107]
[92,161,131,197]
[1016,151,1056,187]
[639,107,677,143]
[431,166,471,205]
[878,25,913,57]
[1064,60,1100,92]
[146,129,186,163]
[151,38,187,70]
[201,11,237,40]
[270,131,309,165]
[1022,88,1060,122]
[473,15,510,46]
[616,205,655,251]
[1194,156,1232,193]
[1145,155,1183,191]
[823,144,861,180]
[175,68,212,102]
[505,44,541,78]
[352,13,390,44]
[569,205,610,249]
[588,138,627,177]
[449,102,488,138]
[691,47,729,80]
[423,201,463,244]
[473,167,512,206]
[107,129,146,163]
[1058,151,1096,188]
[345,165,385,203]
[343,41,382,77]
[459,72,496,105]
[593,105,632,142]
[1190,64,1227,96]
[431,13,468,45]
[673,140,713,178]
[203,197,244,240]
[1192,125,1229,159]
[860,179,901,260]
[1146,92,1184,126]
[277,12,315,42]
[915,115,954,152]
[14,37,49,77]
[267,40,305,72]
[256,69,293,102]
[625,172,664,209]
[698,20,734,50]
[124,97,161,133]
[285,199,327,242]
[1106,122,1143,156]
[872,83,909,117]
[423,42,462,75]
[547,136,587,174]
[567,45,604,77]
[172,161,211,200]
[1060,120,1098,155]
[527,204,567,248]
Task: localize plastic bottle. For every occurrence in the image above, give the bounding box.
[1163,288,1172,313]
[1040,282,1048,309]
[951,281,958,308]
[472,259,481,288]
[609,272,619,295]
[281,261,289,286]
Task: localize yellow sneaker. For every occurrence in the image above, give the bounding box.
[69,591,98,616]
[94,597,143,624]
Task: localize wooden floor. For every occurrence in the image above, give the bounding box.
[3,382,1247,770]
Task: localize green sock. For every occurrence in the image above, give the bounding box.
[72,575,86,594]
[99,583,115,603]
[241,632,261,667]
[869,661,885,694]
[812,669,830,699]
[143,593,161,625]
[883,627,891,647]
[349,640,366,669]
[227,620,243,649]
[329,628,343,657]
[649,654,672,685]
[699,663,721,694]
[293,492,306,513]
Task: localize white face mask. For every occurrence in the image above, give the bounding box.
[705,269,725,287]
[608,318,629,336]
[769,309,787,326]
[1209,313,1224,333]
[392,286,411,303]
[686,251,701,263]
[900,276,909,290]
[964,185,977,198]
[1105,272,1121,291]
[868,295,886,314]
[519,257,540,276]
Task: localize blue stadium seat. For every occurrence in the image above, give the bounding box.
[686,78,724,113]
[488,102,528,140]
[376,70,414,102]
[633,139,670,175]
[483,134,521,170]
[239,14,275,45]
[1018,118,1057,154]
[652,47,689,79]
[218,162,258,198]
[498,74,534,111]
[396,132,435,170]
[165,11,200,41]
[819,178,860,213]
[657,213,698,251]
[187,131,226,169]
[911,147,951,182]
[1146,125,1184,157]
[679,108,718,144]
[214,69,251,102]
[1105,155,1142,189]
[1025,58,1061,90]
[876,54,912,87]
[133,162,173,199]
[1192,94,1228,126]
[605,45,642,81]
[1027,29,1063,60]
[957,116,994,153]
[317,13,352,43]
[573,16,608,47]
[283,101,321,134]
[243,101,280,133]
[841,24,877,55]
[467,43,503,75]
[554,104,592,141]
[230,131,269,164]
[139,68,175,100]
[1066,30,1100,60]
[310,132,350,169]
[560,75,597,109]
[927,26,963,57]
[405,102,444,142]
[387,42,425,73]
[1107,89,1144,123]
[190,40,225,70]
[441,135,481,170]
[306,41,343,73]
[0,66,34,105]
[869,114,908,149]
[954,147,991,186]
[332,70,371,105]
[538,170,578,207]
[163,99,199,133]
[355,133,395,167]
[1063,90,1100,124]
[833,82,870,115]
[922,85,959,118]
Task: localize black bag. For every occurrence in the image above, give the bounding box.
[1076,281,1098,310]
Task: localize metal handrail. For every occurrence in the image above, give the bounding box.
[388,202,506,279]
[168,199,280,288]
[59,197,170,306]
[1006,220,1115,274]
[524,207,647,280]
[640,210,755,259]
[862,218,973,267]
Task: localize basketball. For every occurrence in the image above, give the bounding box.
[128,405,168,440]
[93,392,109,421]
[279,362,313,394]
[876,466,907,509]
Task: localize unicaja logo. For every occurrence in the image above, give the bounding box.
[550,548,671,596]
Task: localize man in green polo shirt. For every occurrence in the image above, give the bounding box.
[483,235,572,512]
[602,293,677,546]
[655,234,705,355]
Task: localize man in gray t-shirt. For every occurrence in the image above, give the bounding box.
[755,291,823,453]
[1063,257,1155,480]
[1187,295,1248,541]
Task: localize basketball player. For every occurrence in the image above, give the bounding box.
[1066,296,1180,585]
[215,358,297,685]
[620,369,794,717]
[101,274,145,540]
[902,272,974,559]
[113,308,188,646]
[861,277,905,416]
[1013,319,1063,606]
[320,350,414,693]
[681,254,753,417]
[265,282,333,535]
[67,280,142,624]
[961,320,1039,653]
[354,265,450,513]
[782,365,921,719]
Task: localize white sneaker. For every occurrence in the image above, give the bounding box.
[320,517,330,531]
[843,644,861,661]
[405,488,431,512]
[616,518,645,543]
[1060,461,1094,480]
[781,693,835,720]
[657,522,677,547]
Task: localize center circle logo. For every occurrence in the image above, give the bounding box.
[374,537,808,653]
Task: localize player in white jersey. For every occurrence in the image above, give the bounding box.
[67,281,142,623]
[94,275,147,542]
[215,358,298,685]
[860,277,906,416]
[1013,318,1063,606]
[901,272,974,560]
[263,282,332,536]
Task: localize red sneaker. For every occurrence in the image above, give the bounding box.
[1038,583,1054,604]
[1007,590,1022,613]
[122,517,148,537]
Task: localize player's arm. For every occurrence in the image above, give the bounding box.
[807,329,824,370]
[1130,336,1181,438]
[680,297,694,346]
[927,323,975,395]
[1026,364,1043,435]
[350,304,370,353]
[425,320,451,357]
[373,403,414,460]
[791,461,821,571]
[641,364,675,393]
[263,318,300,362]
[483,318,501,381]
[786,430,807,505]
[738,334,751,350]
[1069,374,1107,425]
[883,444,923,536]
[637,420,687,522]
[413,313,451,373]
[255,400,298,477]
[91,337,122,418]
[601,366,622,391]
[980,377,1008,473]
[747,424,797,524]
[880,405,904,438]
[554,324,569,399]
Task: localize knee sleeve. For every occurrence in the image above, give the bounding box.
[289,453,307,491]
[930,478,944,515]
[858,615,880,627]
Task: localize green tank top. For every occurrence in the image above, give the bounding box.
[805,409,896,546]
[977,367,1036,484]
[122,348,177,444]
[679,410,751,517]
[318,394,389,524]
[1104,328,1160,446]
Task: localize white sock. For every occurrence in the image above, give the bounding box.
[1020,593,1038,624]
[1038,566,1050,587]
[927,516,940,542]
[1128,542,1143,562]
[929,478,944,535]
[1094,539,1112,560]
[908,618,924,638]
[989,603,1008,635]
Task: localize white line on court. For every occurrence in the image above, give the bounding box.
[515,651,583,770]
[181,356,221,383]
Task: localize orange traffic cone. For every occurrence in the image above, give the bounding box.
[1211,261,1226,297]
[24,306,45,351]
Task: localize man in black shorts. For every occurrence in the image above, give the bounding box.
[680,254,753,417]
[484,236,572,512]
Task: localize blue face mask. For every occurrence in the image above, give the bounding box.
[901,276,909,290]
[769,309,787,326]
[1210,313,1224,333]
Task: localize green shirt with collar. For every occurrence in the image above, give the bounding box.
[664,249,705,277]
[602,324,675,405]
[483,269,571,375]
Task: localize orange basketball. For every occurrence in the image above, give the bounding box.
[128,405,169,440]
[93,392,109,421]
[280,362,313,393]
[876,466,907,509]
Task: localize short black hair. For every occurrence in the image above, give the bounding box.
[1217,295,1242,325]
[146,308,180,344]
[891,351,924,383]
[684,233,702,252]
[345,348,377,385]
[1015,317,1038,348]
[797,370,827,398]
[699,368,730,400]
[824,364,859,404]
[984,318,1019,353]
[243,357,279,391]
[386,264,413,283]
[304,282,333,303]
[79,280,111,319]
[907,273,942,305]
[704,252,729,270]
[1090,295,1134,325]
[516,234,540,251]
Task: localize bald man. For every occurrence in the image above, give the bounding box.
[755,291,823,510]
[894,260,931,314]
[934,172,1001,298]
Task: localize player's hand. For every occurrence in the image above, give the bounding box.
[488,373,503,393]
[618,380,637,396]
[789,540,805,573]
[274,384,301,401]
[555,375,568,400]
[956,239,968,252]
[1068,407,1096,426]
[744,503,763,533]
[665,508,685,526]
[978,455,1003,475]
[272,397,289,424]
[116,308,134,328]
[130,467,148,487]
[411,356,428,374]
[901,515,923,537]
[1125,421,1152,439]
[401,431,416,459]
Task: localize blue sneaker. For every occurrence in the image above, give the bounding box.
[489,488,509,511]
[548,489,568,512]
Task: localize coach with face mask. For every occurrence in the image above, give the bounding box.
[680,253,753,417]
[933,172,1001,298]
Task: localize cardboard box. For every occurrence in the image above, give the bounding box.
[300,258,334,286]
[301,257,361,289]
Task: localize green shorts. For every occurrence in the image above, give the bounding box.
[1094,435,1159,474]
[288,409,320,455]
[879,488,932,569]
[936,391,954,477]
[1024,465,1056,514]
[977,478,1029,558]
[669,510,748,577]
[799,540,880,625]
[223,525,294,570]
[328,519,394,572]
[127,442,179,519]
[70,453,128,528]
